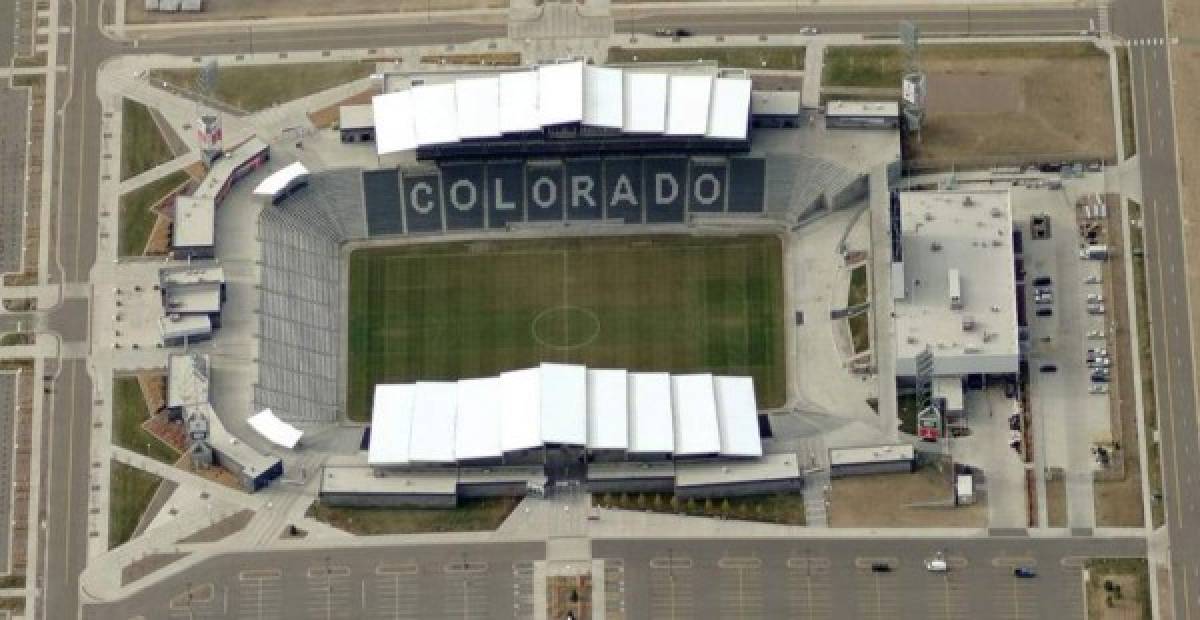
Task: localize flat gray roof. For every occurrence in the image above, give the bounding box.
[159,314,212,340]
[586,461,676,481]
[339,104,374,130]
[829,443,914,466]
[322,465,458,495]
[751,90,801,116]
[674,453,801,488]
[163,281,222,314]
[172,196,215,249]
[167,353,209,408]
[160,265,225,286]
[192,402,281,477]
[894,190,1019,376]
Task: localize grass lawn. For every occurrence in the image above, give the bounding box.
[822,43,1104,88]
[594,492,805,525]
[847,264,868,307]
[120,98,174,181]
[109,461,163,549]
[346,235,786,421]
[149,62,374,113]
[1085,558,1151,620]
[118,170,189,257]
[1118,47,1137,158]
[1129,201,1163,527]
[848,312,870,354]
[607,46,804,70]
[307,497,519,535]
[112,377,180,465]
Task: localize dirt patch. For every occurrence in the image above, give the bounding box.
[548,575,592,620]
[1086,558,1151,620]
[307,89,377,129]
[126,0,506,23]
[121,553,188,586]
[829,465,986,528]
[176,509,254,544]
[419,52,522,67]
[925,72,1021,115]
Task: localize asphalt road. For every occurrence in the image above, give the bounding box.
[1111,0,1200,618]
[617,8,1095,37]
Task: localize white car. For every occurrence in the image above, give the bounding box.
[1085,275,1102,284]
[1089,384,1109,394]
[925,553,949,572]
[799,26,819,35]
[1087,330,1104,340]
[1086,293,1105,303]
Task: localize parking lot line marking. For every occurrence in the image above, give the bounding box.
[238,569,282,581]
[376,562,420,576]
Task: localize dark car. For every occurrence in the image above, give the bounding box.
[654,27,692,37]
[1014,567,1037,578]
[1032,276,1052,287]
[1039,364,1057,373]
[871,562,892,573]
[1036,307,1053,317]
[1008,414,1021,431]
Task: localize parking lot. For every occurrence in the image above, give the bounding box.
[90,542,545,620]
[0,87,30,276]
[596,537,1120,620]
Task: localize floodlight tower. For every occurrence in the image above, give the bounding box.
[195,60,224,164]
[899,21,927,138]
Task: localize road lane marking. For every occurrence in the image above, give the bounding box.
[1138,48,1154,156]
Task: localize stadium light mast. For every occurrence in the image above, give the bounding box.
[195,60,224,165]
[899,21,927,141]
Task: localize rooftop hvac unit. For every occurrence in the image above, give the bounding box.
[964,346,982,353]
[983,332,996,342]
[962,317,976,331]
[169,313,182,322]
[925,212,935,221]
[963,196,974,207]
[992,239,1003,247]
[991,207,1003,217]
[930,242,942,252]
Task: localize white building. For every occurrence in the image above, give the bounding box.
[892,190,1019,378]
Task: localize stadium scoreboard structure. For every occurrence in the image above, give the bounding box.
[362,155,767,235]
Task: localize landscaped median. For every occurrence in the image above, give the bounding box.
[306,497,520,535]
[1128,201,1164,528]
[118,170,190,257]
[120,98,175,181]
[607,46,804,70]
[593,492,806,525]
[109,461,165,549]
[1085,558,1151,619]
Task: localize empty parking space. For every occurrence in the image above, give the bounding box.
[924,572,970,620]
[602,558,626,620]
[512,561,536,619]
[237,569,283,620]
[648,554,695,618]
[717,556,764,619]
[786,556,833,619]
[167,583,222,619]
[305,563,353,619]
[992,568,1037,620]
[443,560,490,619]
[369,561,420,619]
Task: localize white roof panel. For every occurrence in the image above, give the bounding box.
[706,77,753,140]
[713,376,763,457]
[367,384,416,466]
[499,71,540,133]
[666,75,713,136]
[411,83,460,146]
[372,91,416,155]
[670,374,721,456]
[587,369,629,450]
[456,377,503,460]
[628,372,674,453]
[407,382,458,463]
[500,368,542,452]
[537,61,584,126]
[172,196,214,248]
[252,162,310,198]
[583,66,623,129]
[623,72,668,133]
[455,77,502,140]
[539,363,587,445]
[247,408,304,449]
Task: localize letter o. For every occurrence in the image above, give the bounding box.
[449,179,477,212]
[532,176,557,208]
[694,173,721,206]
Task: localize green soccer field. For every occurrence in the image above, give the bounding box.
[345,235,786,421]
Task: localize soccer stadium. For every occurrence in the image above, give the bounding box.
[234,58,901,503]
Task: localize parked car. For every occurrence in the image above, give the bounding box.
[925,554,949,572]
[871,562,892,573]
[1085,274,1102,284]
[799,26,820,34]
[1036,307,1053,317]
[1008,414,1022,431]
[1014,567,1037,578]
[1089,384,1109,394]
[1039,364,1058,373]
[1086,293,1105,303]
[1033,276,1053,287]
[1088,348,1108,357]
[1091,373,1111,384]
[654,27,692,36]
[1087,330,1105,340]
[1087,304,1106,315]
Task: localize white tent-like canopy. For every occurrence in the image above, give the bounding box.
[247,408,304,449]
[372,61,753,155]
[367,363,762,466]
